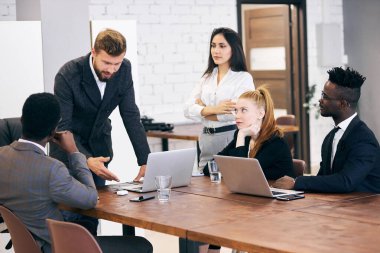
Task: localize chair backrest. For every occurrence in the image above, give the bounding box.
[46,219,102,253]
[0,206,41,253]
[276,115,296,156]
[0,117,22,147]
[292,159,306,177]
[275,114,296,126]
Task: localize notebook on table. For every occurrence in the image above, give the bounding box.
[214,155,304,198]
[123,148,196,193]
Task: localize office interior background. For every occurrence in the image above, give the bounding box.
[0,0,379,252]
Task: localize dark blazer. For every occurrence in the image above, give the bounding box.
[295,116,380,193]
[205,130,295,180]
[51,53,150,171]
[0,142,97,252]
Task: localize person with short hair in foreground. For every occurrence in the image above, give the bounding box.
[0,93,153,253]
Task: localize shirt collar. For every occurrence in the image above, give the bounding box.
[18,138,47,155]
[336,112,357,132]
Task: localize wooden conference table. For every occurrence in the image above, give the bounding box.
[67,177,380,252]
[146,123,299,151]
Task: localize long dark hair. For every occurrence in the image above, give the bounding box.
[203,27,248,77]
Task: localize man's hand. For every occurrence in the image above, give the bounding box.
[133,165,146,182]
[272,176,296,190]
[87,156,120,182]
[51,131,78,154]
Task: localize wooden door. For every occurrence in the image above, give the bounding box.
[244,6,292,111]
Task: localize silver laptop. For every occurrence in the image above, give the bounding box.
[214,155,303,198]
[123,148,196,192]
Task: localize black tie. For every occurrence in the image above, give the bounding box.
[326,126,340,172]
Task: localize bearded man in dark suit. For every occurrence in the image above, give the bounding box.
[51,28,150,235]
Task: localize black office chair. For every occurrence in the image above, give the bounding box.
[0,117,22,250]
[0,117,22,146]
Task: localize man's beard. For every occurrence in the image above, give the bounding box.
[95,68,113,82]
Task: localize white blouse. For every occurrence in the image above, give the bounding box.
[184,67,255,128]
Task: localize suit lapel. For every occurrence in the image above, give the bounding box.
[338,115,360,144]
[81,54,102,107]
[99,72,120,112]
[332,115,360,172]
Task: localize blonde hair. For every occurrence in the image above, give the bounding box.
[239,86,283,158]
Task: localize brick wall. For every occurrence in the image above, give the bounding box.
[89,0,237,121]
[0,0,345,172]
[88,0,238,152]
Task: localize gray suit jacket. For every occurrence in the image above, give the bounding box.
[52,53,150,168]
[0,141,98,249]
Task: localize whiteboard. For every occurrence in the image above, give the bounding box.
[0,21,44,118]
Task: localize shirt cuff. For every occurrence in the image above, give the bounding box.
[217,113,235,122]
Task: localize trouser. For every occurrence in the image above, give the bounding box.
[198,129,235,169]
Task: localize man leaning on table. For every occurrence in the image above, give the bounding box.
[274,67,380,193]
[0,93,153,253]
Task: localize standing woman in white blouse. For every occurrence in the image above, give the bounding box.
[184,27,255,175]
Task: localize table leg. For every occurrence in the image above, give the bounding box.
[179,238,203,253]
[122,224,135,236]
[196,141,200,165]
[162,138,169,151]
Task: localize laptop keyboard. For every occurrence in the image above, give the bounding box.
[125,181,142,185]
[271,190,286,196]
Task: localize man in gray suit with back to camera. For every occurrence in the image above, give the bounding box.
[0,93,152,253]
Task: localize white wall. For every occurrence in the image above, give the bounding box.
[0,21,44,118]
[0,0,347,172]
[343,0,380,140]
[306,0,345,173]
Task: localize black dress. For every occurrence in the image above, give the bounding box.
[204,130,295,179]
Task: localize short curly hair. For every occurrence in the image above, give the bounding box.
[327,67,366,105]
[21,93,61,141]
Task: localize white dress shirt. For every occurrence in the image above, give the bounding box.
[89,55,107,99]
[184,67,255,128]
[331,112,357,166]
[18,138,47,155]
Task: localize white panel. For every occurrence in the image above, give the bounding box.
[0,21,44,118]
[250,47,286,71]
[90,20,140,184]
[316,23,343,67]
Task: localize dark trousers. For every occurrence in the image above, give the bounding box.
[94,175,136,236]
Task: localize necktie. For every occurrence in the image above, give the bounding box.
[326,126,340,172]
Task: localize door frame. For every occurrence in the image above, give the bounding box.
[237,0,310,171]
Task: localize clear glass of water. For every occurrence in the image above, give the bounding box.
[208,160,221,183]
[155,175,172,202]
